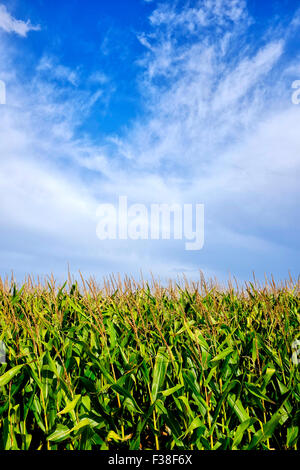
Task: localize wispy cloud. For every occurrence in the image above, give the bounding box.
[37,56,80,86]
[103,0,300,277]
[119,4,283,174]
[0,4,40,37]
[0,0,300,281]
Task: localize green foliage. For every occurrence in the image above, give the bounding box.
[0,276,299,450]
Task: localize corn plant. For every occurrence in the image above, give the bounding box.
[0,274,299,450]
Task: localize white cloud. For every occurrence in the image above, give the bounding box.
[0,0,300,282]
[0,4,40,37]
[148,0,247,29]
[89,71,109,85]
[37,56,79,86]
[212,40,284,111]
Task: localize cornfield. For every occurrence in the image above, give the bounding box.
[0,274,299,450]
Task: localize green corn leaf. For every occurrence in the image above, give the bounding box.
[111,381,143,414]
[211,347,234,362]
[58,395,81,415]
[107,430,122,442]
[227,394,250,424]
[182,416,206,439]
[151,347,169,404]
[161,384,183,397]
[47,424,72,442]
[72,417,100,432]
[0,364,25,387]
[286,426,299,447]
[247,408,286,449]
[232,418,256,449]
[245,383,275,404]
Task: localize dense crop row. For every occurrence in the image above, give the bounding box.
[0,275,299,450]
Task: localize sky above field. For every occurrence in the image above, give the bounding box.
[0,0,300,284]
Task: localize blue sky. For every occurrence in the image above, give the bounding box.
[0,0,300,284]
